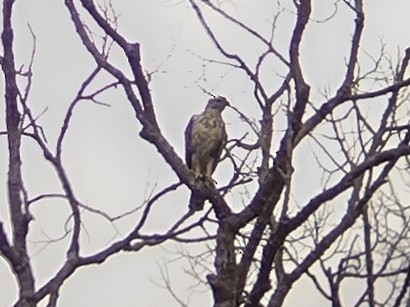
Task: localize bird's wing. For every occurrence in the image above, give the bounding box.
[184,115,196,168]
[209,119,227,174]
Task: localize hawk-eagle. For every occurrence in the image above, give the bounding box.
[185,96,229,211]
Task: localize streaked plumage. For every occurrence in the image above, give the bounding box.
[185,96,229,210]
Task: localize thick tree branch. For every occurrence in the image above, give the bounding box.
[2,0,35,304]
[289,0,311,137]
[287,143,410,232]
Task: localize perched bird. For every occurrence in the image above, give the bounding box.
[185,96,229,211]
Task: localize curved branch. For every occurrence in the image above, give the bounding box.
[188,0,268,102]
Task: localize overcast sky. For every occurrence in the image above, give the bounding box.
[1,1,410,306]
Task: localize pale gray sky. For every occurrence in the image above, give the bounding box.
[1,1,410,306]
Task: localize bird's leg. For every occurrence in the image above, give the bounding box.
[204,176,217,187]
[198,173,206,180]
[191,166,203,180]
[209,177,217,185]
[194,173,215,188]
[204,163,218,185]
[192,171,208,192]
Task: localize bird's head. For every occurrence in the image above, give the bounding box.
[205,96,230,111]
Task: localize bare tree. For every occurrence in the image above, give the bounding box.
[1,0,410,306]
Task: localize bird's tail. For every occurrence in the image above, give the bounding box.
[189,191,206,211]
